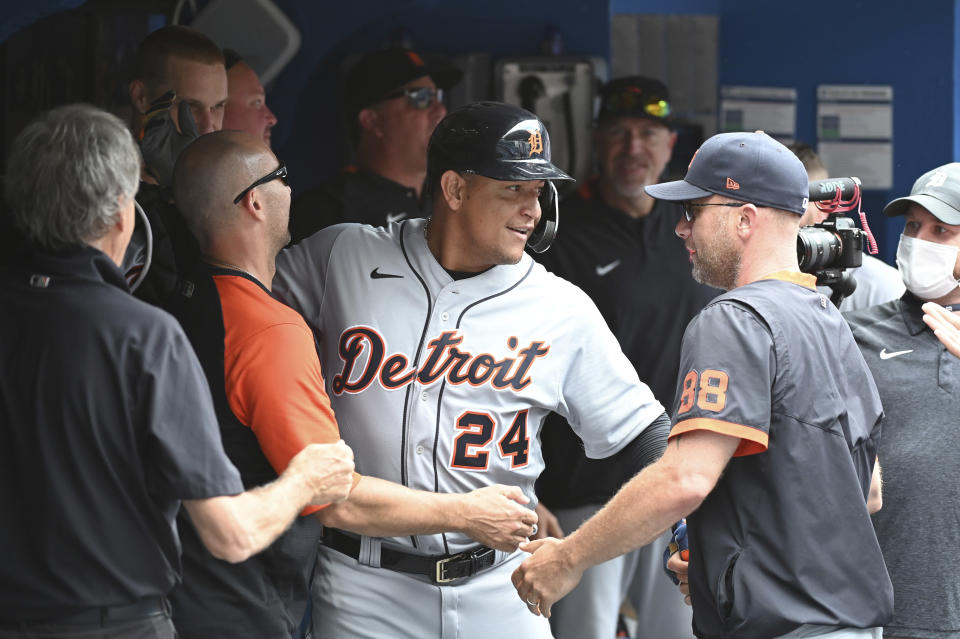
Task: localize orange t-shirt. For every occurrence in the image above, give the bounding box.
[214,273,355,513]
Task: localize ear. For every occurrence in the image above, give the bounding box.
[735,203,758,239]
[357,108,382,138]
[440,171,466,211]
[238,188,269,222]
[129,79,150,116]
[667,130,678,152]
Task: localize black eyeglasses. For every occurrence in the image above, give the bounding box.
[682,201,746,222]
[378,86,444,110]
[233,163,288,204]
[604,88,671,119]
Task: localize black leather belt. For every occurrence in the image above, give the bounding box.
[0,597,168,628]
[321,527,497,584]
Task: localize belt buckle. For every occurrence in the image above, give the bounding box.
[435,551,468,584]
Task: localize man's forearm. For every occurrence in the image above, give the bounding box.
[563,430,738,571]
[185,475,318,563]
[316,476,465,536]
[315,477,538,551]
[185,441,354,563]
[563,456,698,571]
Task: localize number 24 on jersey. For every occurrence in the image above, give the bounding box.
[450,410,530,471]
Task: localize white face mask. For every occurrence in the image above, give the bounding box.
[896,233,960,300]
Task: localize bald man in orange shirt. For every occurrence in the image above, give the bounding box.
[166,131,539,637]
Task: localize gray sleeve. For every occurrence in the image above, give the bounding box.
[141,322,243,500]
[274,224,352,330]
[670,301,776,454]
[555,287,665,459]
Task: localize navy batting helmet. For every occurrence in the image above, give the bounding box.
[427,101,573,252]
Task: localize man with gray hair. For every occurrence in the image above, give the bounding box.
[0,104,356,638]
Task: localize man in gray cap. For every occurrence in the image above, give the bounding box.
[513,131,892,639]
[845,162,960,639]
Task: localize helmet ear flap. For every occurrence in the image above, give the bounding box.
[527,181,558,253]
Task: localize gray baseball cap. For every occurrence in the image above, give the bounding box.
[644,131,809,215]
[883,162,960,224]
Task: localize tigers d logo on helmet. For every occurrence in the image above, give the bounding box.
[527,130,543,157]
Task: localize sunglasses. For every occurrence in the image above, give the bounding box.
[233,163,288,204]
[682,201,745,222]
[604,88,671,119]
[378,86,445,110]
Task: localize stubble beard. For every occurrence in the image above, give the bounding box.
[691,221,741,291]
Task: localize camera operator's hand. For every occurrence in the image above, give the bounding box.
[139,90,200,188]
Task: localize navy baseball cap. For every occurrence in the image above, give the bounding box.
[644,131,809,215]
[883,162,960,225]
[345,47,462,117]
[598,76,672,126]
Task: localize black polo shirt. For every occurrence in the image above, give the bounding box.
[0,242,243,619]
[289,167,424,243]
[534,182,719,507]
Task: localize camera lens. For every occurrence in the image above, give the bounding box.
[798,227,842,272]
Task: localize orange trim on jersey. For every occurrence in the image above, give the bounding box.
[214,274,357,514]
[760,270,816,290]
[668,417,768,456]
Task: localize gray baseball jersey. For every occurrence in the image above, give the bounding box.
[274,218,663,556]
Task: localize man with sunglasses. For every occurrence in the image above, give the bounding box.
[533,76,715,639]
[514,131,892,639]
[289,46,460,243]
[167,130,538,637]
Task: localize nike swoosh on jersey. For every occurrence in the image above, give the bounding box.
[595,260,621,277]
[386,212,407,224]
[370,267,403,279]
[879,348,913,360]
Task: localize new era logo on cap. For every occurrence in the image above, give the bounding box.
[726,177,740,190]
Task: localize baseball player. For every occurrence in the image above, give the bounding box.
[274,101,670,638]
[512,132,892,639]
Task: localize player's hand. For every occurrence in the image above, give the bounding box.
[922,302,960,358]
[458,485,538,552]
[285,440,355,506]
[532,502,564,540]
[666,552,692,606]
[511,537,584,618]
[139,90,200,187]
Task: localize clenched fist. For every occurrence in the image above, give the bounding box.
[286,440,355,506]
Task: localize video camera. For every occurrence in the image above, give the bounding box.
[797,177,876,307]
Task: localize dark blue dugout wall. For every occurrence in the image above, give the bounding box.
[266,0,612,195]
[616,0,960,264]
[717,0,959,263]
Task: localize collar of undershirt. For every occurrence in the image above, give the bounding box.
[444,265,494,281]
[760,270,817,290]
[203,262,274,298]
